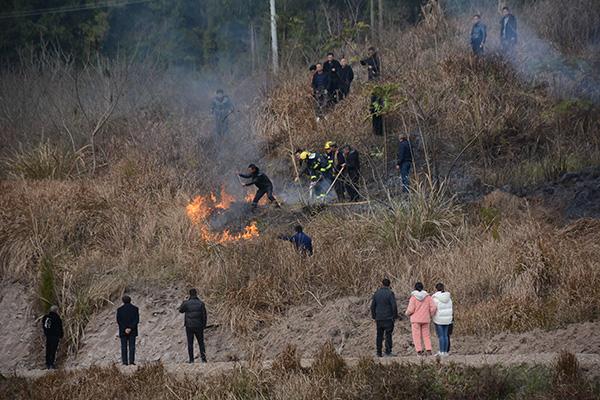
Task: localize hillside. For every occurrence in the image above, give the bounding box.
[1,0,600,398]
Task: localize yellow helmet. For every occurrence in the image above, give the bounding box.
[299,151,310,160]
[324,141,337,150]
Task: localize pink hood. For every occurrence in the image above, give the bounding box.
[405,290,437,324]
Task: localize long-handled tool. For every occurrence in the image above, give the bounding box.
[324,166,345,197]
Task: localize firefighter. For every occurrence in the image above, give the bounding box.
[295,150,333,200]
[239,164,280,210]
[324,141,345,201]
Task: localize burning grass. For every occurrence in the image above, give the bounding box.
[186,188,260,244]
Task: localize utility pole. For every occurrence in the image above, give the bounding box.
[270,0,279,74]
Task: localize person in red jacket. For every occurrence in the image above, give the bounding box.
[405,282,437,355]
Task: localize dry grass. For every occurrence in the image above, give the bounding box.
[1,350,598,399]
[0,0,599,357]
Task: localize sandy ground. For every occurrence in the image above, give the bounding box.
[2,283,599,374]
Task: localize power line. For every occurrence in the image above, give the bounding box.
[0,0,155,20]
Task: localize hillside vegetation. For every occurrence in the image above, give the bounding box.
[1,0,600,361]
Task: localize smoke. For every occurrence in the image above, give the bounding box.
[510,23,600,102]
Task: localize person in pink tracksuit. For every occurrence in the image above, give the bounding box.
[405,282,437,355]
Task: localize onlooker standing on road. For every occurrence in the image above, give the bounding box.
[405,282,437,355]
[116,295,139,366]
[42,305,64,369]
[178,288,208,363]
[370,278,399,357]
[432,283,453,356]
[396,133,413,193]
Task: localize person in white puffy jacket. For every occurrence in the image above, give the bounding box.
[432,283,453,356]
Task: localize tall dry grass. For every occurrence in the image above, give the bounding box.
[1,0,600,355]
[1,348,598,399]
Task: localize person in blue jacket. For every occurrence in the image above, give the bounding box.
[470,14,487,56]
[280,225,313,256]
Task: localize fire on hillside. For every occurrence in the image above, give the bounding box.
[186,187,259,243]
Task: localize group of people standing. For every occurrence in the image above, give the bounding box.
[294,141,361,201]
[470,6,518,57]
[42,279,452,369]
[42,289,210,368]
[371,279,454,357]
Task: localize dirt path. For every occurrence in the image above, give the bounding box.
[3,283,600,373]
[5,353,600,380]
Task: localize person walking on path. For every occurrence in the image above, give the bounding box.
[405,282,437,355]
[116,295,139,366]
[432,283,453,356]
[396,133,413,193]
[370,278,399,357]
[42,305,63,369]
[178,288,208,363]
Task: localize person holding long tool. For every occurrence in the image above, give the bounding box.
[295,149,333,200]
[324,141,345,201]
[239,164,280,211]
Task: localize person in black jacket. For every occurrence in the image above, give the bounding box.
[370,279,399,357]
[178,288,208,363]
[337,58,354,99]
[323,53,342,103]
[360,47,381,81]
[116,295,139,366]
[396,133,413,193]
[42,305,64,369]
[500,7,517,57]
[470,14,487,56]
[239,164,280,210]
[340,145,361,201]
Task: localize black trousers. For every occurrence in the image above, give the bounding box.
[45,336,60,367]
[376,319,394,355]
[120,335,136,365]
[344,174,360,201]
[253,185,276,206]
[186,327,206,362]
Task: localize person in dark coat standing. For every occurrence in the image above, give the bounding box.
[116,295,139,366]
[340,145,361,201]
[280,225,313,256]
[337,58,354,99]
[239,164,280,210]
[42,305,63,369]
[500,6,517,57]
[178,288,208,363]
[470,14,487,56]
[311,63,330,119]
[323,52,343,102]
[396,133,413,193]
[370,279,399,357]
[370,94,384,136]
[360,47,381,81]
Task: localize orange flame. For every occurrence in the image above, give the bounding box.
[186,188,259,244]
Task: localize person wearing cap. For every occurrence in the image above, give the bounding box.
[295,149,333,199]
[211,89,234,136]
[324,141,345,201]
[239,164,280,210]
